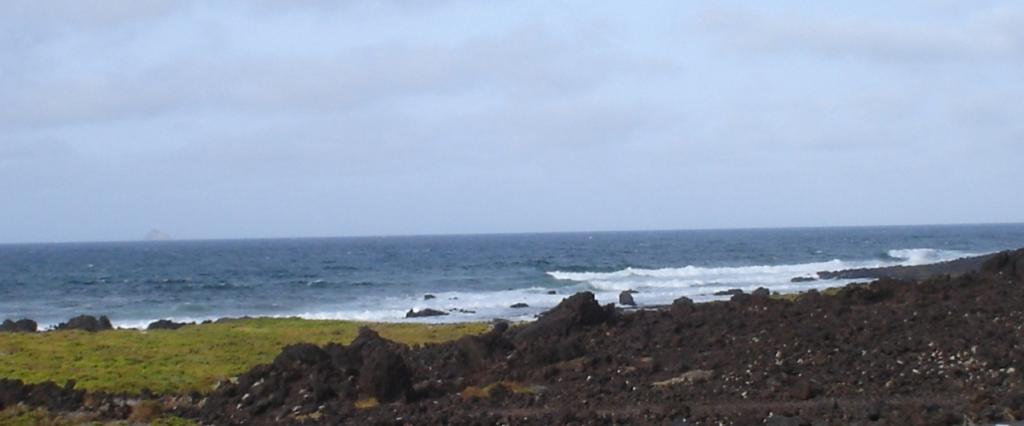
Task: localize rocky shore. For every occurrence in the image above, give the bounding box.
[2,249,1024,424]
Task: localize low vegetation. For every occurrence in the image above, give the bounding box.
[0,318,486,395]
[0,405,197,426]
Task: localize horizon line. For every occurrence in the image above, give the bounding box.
[2,220,1022,246]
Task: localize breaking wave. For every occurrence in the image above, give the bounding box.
[547,248,975,298]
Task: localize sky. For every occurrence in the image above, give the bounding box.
[1,1,1022,243]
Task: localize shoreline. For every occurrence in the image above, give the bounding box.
[3,248,1024,424]
[8,250,1004,332]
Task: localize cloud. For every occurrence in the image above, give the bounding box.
[0,16,647,133]
[1,2,1023,242]
[697,4,1024,64]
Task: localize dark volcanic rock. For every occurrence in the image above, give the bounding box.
[405,308,448,318]
[201,327,414,424]
[424,294,436,300]
[509,303,529,308]
[764,415,805,426]
[514,292,613,342]
[146,319,189,330]
[188,248,1024,425]
[671,295,695,312]
[713,288,744,296]
[790,276,817,283]
[818,251,997,281]
[619,290,636,306]
[546,290,557,295]
[0,318,37,333]
[751,287,771,298]
[0,379,84,412]
[346,328,414,403]
[981,249,1024,281]
[55,315,113,332]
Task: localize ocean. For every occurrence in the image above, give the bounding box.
[2,223,1023,329]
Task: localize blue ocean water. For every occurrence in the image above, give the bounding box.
[1,224,1023,328]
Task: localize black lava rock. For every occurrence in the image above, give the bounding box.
[55,315,113,332]
[405,308,449,318]
[0,319,37,333]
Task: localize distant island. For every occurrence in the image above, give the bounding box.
[143,229,172,241]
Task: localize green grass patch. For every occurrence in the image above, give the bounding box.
[770,286,845,301]
[0,406,198,426]
[0,318,486,395]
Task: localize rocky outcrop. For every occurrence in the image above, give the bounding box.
[55,315,113,332]
[619,290,636,306]
[981,249,1024,281]
[818,252,995,281]
[146,319,190,330]
[200,327,414,424]
[0,318,37,333]
[713,288,744,296]
[405,308,448,318]
[0,379,84,412]
[513,292,614,342]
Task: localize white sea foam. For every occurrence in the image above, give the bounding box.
[886,248,970,265]
[547,248,976,305]
[102,248,978,328]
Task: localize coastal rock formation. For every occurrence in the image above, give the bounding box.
[513,292,614,342]
[211,249,1024,424]
[12,248,1024,425]
[146,319,190,330]
[817,251,994,281]
[0,318,37,333]
[0,379,84,412]
[200,327,413,424]
[405,308,448,318]
[981,249,1024,281]
[671,295,695,314]
[55,315,113,332]
[618,290,636,306]
[509,303,529,308]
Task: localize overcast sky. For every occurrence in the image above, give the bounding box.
[1,1,1022,243]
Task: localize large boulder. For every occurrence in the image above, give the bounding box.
[619,291,636,306]
[713,289,744,296]
[55,315,113,332]
[0,378,84,412]
[514,292,614,342]
[345,327,413,402]
[0,319,37,333]
[146,319,189,331]
[405,308,448,318]
[981,249,1024,282]
[201,327,414,424]
[274,343,331,369]
[451,322,514,372]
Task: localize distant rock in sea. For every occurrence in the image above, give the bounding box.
[405,308,448,318]
[55,315,113,332]
[144,229,172,241]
